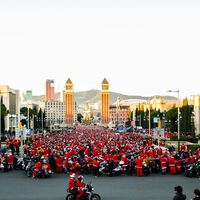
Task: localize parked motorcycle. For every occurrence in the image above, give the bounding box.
[185,160,200,177]
[142,162,150,176]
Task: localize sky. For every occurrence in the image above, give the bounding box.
[0,0,200,99]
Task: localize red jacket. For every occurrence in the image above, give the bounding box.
[76,180,86,189]
[92,160,99,167]
[168,157,175,166]
[135,158,143,168]
[35,162,42,170]
[55,157,63,166]
[68,178,76,191]
[7,155,14,164]
[160,157,167,168]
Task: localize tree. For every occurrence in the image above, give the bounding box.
[180,98,193,135]
[166,105,177,132]
[20,106,37,129]
[77,113,83,124]
[0,96,9,133]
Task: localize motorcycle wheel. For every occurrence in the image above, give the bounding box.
[143,168,150,176]
[184,170,193,177]
[66,194,76,200]
[90,194,101,200]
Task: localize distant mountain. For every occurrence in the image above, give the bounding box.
[32,89,177,105]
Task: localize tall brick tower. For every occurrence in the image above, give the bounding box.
[45,79,55,101]
[101,78,110,126]
[65,78,74,126]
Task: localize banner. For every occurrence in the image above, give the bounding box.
[153,128,165,139]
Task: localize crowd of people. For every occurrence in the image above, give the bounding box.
[0,126,199,177]
[0,125,200,199]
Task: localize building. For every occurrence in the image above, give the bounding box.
[110,103,129,127]
[101,78,110,126]
[45,79,55,101]
[0,85,20,132]
[23,90,32,102]
[45,100,65,127]
[64,78,74,126]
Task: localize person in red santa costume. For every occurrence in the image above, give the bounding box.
[160,156,168,175]
[168,155,176,175]
[32,160,42,178]
[135,155,143,176]
[67,172,77,193]
[76,175,86,200]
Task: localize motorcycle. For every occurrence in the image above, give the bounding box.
[142,162,150,176]
[185,160,200,177]
[126,160,135,175]
[13,157,24,170]
[151,158,160,173]
[66,183,101,200]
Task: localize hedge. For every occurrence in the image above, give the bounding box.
[170,136,198,143]
[187,144,200,154]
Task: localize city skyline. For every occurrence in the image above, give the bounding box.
[1,1,200,98]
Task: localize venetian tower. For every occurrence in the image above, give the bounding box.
[101,78,110,126]
[64,78,74,126]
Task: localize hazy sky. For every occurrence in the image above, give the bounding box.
[0,0,200,98]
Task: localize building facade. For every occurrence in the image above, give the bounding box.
[64,78,74,126]
[0,85,20,132]
[45,100,65,127]
[23,90,32,102]
[101,78,110,125]
[110,104,129,127]
[45,79,55,101]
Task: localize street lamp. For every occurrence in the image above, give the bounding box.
[10,114,14,133]
[132,105,136,133]
[148,100,151,136]
[27,101,32,130]
[116,97,121,130]
[167,89,180,152]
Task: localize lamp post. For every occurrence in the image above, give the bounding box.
[167,89,180,152]
[116,97,121,130]
[148,100,151,136]
[132,105,136,133]
[10,114,14,133]
[27,104,29,129]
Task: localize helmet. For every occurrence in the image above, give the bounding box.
[77,175,83,180]
[69,172,75,178]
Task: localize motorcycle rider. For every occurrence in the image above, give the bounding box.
[92,157,100,176]
[42,159,51,176]
[76,175,86,200]
[32,159,42,178]
[67,172,77,193]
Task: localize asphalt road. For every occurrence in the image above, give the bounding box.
[0,170,199,200]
